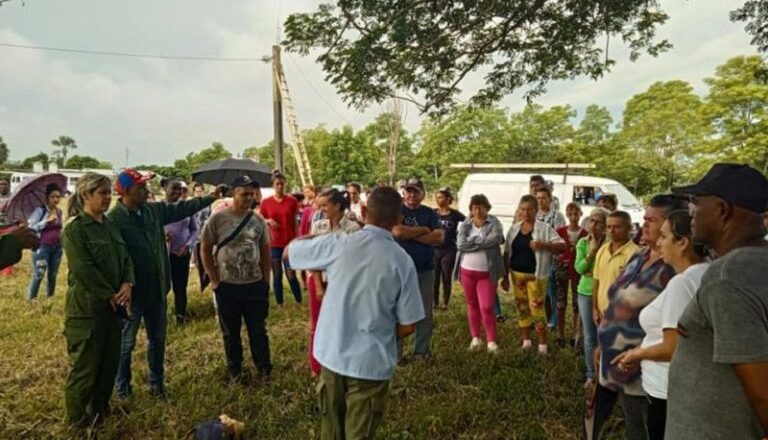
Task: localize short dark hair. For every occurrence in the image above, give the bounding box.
[346,182,362,192]
[598,193,618,209]
[534,185,552,199]
[45,183,62,197]
[160,177,181,189]
[271,170,286,183]
[519,194,538,210]
[469,194,491,211]
[192,181,204,191]
[608,210,632,225]
[565,202,582,213]
[530,175,545,184]
[319,188,350,211]
[436,187,454,203]
[367,186,402,226]
[649,194,688,218]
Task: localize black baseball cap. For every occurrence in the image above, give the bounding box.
[230,175,260,189]
[404,177,425,193]
[672,163,768,213]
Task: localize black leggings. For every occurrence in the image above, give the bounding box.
[647,395,667,440]
[433,248,457,307]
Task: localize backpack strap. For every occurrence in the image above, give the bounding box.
[214,212,254,258]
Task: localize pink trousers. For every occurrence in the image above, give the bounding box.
[308,274,323,375]
[459,268,498,343]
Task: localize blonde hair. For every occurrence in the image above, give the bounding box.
[66,172,112,218]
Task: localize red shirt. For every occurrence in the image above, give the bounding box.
[556,225,588,279]
[260,195,300,248]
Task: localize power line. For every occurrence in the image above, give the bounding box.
[285,53,352,125]
[0,42,264,62]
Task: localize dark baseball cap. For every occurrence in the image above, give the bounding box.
[230,175,260,189]
[404,177,425,193]
[672,163,768,213]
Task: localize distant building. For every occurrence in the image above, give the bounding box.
[10,162,117,194]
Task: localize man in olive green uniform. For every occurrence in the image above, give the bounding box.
[62,203,134,425]
[108,169,222,399]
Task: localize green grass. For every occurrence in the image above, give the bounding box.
[0,253,626,439]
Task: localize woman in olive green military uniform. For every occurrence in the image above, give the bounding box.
[62,173,134,426]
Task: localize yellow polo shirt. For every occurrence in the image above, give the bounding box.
[593,240,640,313]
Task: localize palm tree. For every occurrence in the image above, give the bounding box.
[51,136,77,167]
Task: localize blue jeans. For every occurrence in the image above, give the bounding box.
[115,299,168,397]
[28,245,62,299]
[578,294,597,379]
[270,247,302,305]
[398,270,434,358]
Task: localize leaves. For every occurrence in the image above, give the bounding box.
[284,0,671,115]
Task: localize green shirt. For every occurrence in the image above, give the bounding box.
[62,213,135,318]
[107,197,214,306]
[0,234,23,270]
[574,237,596,296]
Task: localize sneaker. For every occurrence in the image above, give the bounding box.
[487,342,499,354]
[538,344,548,355]
[496,314,507,323]
[469,337,483,351]
[521,339,533,350]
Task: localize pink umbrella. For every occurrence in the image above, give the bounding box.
[3,173,68,223]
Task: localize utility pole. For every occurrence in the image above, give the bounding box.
[272,45,284,174]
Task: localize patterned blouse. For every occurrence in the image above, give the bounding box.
[596,248,676,395]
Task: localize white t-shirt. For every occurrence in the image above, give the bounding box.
[639,262,710,399]
[460,224,489,272]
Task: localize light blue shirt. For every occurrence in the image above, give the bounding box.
[288,225,425,381]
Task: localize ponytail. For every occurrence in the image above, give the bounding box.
[66,172,112,218]
[319,188,350,212]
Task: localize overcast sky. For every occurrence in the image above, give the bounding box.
[0,0,758,167]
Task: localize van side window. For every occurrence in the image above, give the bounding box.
[573,186,602,206]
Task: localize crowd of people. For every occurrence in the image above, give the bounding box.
[0,162,766,440]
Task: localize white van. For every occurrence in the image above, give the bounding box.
[457,173,644,233]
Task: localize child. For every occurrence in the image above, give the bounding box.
[554,203,587,348]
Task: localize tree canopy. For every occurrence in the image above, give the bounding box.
[284,0,671,115]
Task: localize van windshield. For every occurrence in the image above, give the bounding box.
[604,184,641,208]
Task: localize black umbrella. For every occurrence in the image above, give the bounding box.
[191,158,272,187]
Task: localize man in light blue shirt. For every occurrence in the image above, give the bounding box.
[288,186,425,440]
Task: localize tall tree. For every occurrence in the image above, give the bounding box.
[315,126,378,185]
[614,80,710,193]
[697,55,768,175]
[360,110,415,186]
[0,136,8,166]
[21,152,50,169]
[65,155,104,170]
[51,136,78,167]
[563,104,616,167]
[284,1,671,115]
[173,142,231,179]
[415,105,512,191]
[507,104,577,163]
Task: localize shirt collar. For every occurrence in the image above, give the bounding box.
[363,224,394,240]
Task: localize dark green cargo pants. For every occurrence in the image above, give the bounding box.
[64,311,122,425]
[318,367,390,440]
